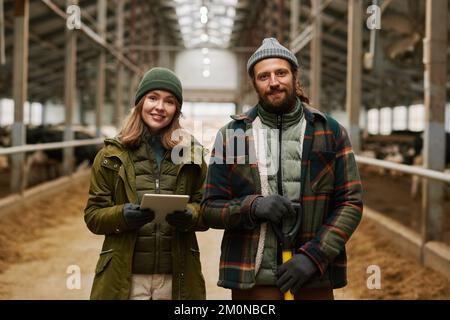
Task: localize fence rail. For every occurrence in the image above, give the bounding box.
[356,155,450,183]
[0,138,104,155]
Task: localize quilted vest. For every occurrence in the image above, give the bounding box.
[131,136,178,274]
[255,100,306,285]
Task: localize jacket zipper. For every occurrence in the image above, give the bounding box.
[154,150,169,194]
[152,150,170,274]
[159,149,182,299]
[152,152,160,274]
[277,115,283,196]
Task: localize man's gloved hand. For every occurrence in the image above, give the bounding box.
[276,253,318,294]
[251,195,295,224]
[166,207,193,231]
[123,203,155,229]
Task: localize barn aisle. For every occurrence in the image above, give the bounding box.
[1,176,450,299]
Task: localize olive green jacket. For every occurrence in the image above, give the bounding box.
[84,137,208,300]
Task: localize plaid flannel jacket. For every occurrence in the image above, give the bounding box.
[201,104,363,289]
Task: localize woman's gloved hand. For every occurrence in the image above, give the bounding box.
[122,203,155,229]
[166,207,193,231]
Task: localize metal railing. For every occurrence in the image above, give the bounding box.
[356,155,450,183]
[0,138,104,155]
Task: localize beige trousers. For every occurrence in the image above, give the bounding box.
[129,274,173,300]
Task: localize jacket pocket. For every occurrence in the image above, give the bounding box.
[310,150,336,194]
[95,250,114,274]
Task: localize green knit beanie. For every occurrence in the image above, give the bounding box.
[134,67,183,107]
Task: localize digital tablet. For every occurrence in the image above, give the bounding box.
[140,194,190,224]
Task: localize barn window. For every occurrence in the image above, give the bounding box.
[393,106,408,131]
[408,104,425,132]
[367,108,379,134]
[379,107,392,135]
[0,98,14,126]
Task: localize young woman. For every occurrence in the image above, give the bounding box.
[84,67,208,300]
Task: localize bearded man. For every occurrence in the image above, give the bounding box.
[201,38,363,300]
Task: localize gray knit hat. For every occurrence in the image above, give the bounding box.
[247,38,299,75]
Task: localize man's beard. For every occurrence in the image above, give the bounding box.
[258,83,297,114]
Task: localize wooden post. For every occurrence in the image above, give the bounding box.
[115,0,125,129]
[235,53,246,115]
[63,0,77,175]
[158,32,170,69]
[11,0,29,193]
[41,102,46,125]
[290,0,299,44]
[0,0,5,65]
[310,0,322,108]
[345,0,362,152]
[95,0,106,137]
[277,0,285,42]
[421,0,448,243]
[129,71,139,108]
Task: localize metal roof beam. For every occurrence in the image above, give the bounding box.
[40,0,142,75]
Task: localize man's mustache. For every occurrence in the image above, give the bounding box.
[267,88,286,95]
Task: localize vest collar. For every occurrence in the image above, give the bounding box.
[230,98,327,125]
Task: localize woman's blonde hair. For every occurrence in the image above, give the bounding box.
[118,94,182,150]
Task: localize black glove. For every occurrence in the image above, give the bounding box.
[251,195,295,224]
[276,253,318,294]
[122,203,155,229]
[166,208,193,231]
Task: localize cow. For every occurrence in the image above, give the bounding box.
[361,130,450,199]
[25,125,100,167]
[0,124,102,187]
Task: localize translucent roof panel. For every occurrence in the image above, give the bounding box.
[173,0,238,48]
